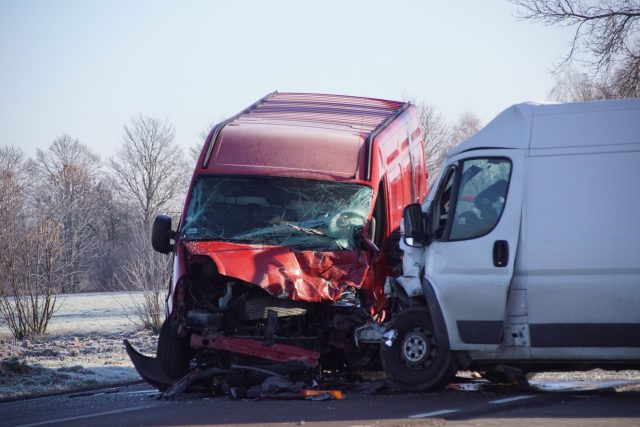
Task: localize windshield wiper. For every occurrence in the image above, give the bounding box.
[282,222,345,249]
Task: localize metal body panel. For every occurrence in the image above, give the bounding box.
[518,146,640,327]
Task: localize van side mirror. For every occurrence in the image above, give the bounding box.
[151,215,175,254]
[401,203,427,248]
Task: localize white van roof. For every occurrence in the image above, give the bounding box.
[448,98,640,157]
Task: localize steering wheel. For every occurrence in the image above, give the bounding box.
[456,210,480,228]
[332,210,366,230]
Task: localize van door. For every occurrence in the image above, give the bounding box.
[423,150,524,350]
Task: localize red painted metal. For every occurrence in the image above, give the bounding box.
[184,241,375,304]
[190,333,320,367]
[196,92,407,181]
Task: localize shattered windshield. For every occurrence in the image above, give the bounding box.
[181,176,373,251]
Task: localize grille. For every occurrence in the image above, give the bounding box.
[236,296,308,321]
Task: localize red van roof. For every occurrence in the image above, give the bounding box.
[235,92,405,132]
[202,92,407,180]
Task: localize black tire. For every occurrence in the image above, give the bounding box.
[380,307,456,391]
[157,319,192,380]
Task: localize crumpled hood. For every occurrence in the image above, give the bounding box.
[183,241,372,302]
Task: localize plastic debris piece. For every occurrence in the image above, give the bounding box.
[301,389,343,400]
[261,376,305,394]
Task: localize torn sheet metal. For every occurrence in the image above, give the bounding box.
[184,241,375,304]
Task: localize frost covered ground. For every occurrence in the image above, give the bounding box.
[0,292,158,401]
[1,292,639,402]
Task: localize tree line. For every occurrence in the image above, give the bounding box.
[0,116,190,337]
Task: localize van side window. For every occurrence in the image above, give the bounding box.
[449,158,511,240]
[431,167,456,240]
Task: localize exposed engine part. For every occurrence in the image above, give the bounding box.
[264,310,278,346]
[185,256,228,312]
[187,309,223,330]
[333,287,361,308]
[218,281,233,308]
[382,329,398,347]
[236,295,308,321]
[354,321,387,346]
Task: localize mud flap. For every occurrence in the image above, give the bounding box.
[123,339,174,390]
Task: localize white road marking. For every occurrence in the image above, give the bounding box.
[408,409,460,418]
[489,395,535,404]
[15,403,164,427]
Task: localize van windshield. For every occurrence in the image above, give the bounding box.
[181,176,373,251]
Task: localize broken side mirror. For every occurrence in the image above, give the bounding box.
[401,203,427,248]
[151,215,175,254]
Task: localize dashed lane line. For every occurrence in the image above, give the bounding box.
[408,395,537,419]
[14,403,164,427]
[408,409,460,419]
[489,395,535,404]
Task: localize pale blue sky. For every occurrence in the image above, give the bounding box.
[1,0,575,160]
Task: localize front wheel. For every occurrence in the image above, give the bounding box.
[380,307,456,391]
[157,319,192,381]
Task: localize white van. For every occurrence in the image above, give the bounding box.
[381,98,640,391]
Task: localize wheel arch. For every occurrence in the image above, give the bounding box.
[419,277,471,369]
[419,277,450,350]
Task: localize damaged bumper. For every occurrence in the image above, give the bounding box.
[190,333,320,367]
[124,339,173,390]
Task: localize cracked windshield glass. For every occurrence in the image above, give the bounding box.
[181,176,373,250]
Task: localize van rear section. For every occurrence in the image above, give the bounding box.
[131,92,427,389]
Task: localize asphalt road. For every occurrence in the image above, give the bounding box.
[2,379,640,427]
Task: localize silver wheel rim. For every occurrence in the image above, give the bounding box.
[402,328,429,364]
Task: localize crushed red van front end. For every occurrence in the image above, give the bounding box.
[132,92,427,391]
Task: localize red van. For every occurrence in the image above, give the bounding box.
[146,92,427,385]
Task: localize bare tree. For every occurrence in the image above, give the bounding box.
[87,178,131,291]
[402,97,483,186]
[512,0,640,97]
[450,112,482,146]
[0,147,66,338]
[110,115,188,329]
[0,147,25,244]
[110,115,188,228]
[191,121,218,164]
[118,225,172,333]
[0,219,67,339]
[188,143,202,164]
[548,67,622,101]
[34,135,101,292]
[403,97,454,187]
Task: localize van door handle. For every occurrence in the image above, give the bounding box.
[493,240,509,267]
